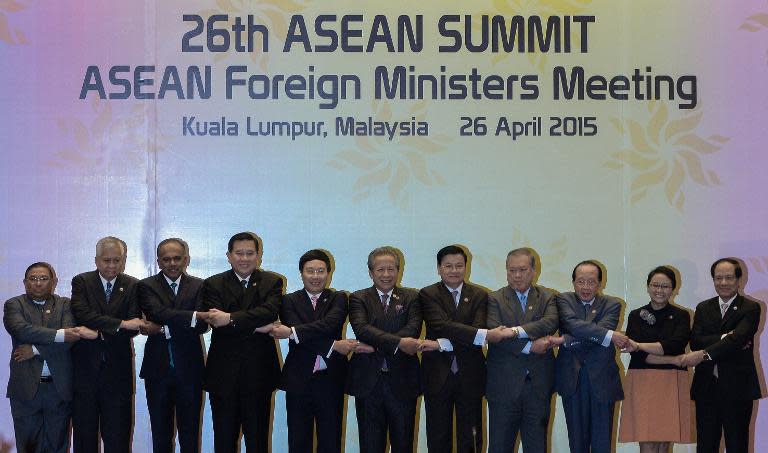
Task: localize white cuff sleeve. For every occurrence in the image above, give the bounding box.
[437,338,454,352]
[291,327,299,343]
[601,330,614,347]
[474,328,487,346]
[517,326,529,339]
[191,312,197,327]
[54,329,65,343]
[326,343,335,358]
[32,345,40,355]
[521,341,532,354]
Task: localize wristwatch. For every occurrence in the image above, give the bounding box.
[702,351,712,361]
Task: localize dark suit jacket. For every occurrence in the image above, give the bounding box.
[3,294,76,401]
[279,288,349,394]
[690,294,762,402]
[202,269,283,395]
[70,271,140,396]
[347,286,421,401]
[137,272,207,385]
[554,292,624,403]
[486,285,558,402]
[419,281,488,398]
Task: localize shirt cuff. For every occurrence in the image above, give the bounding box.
[601,330,614,347]
[191,312,197,327]
[521,341,532,354]
[326,343,334,358]
[720,333,727,339]
[517,326,529,339]
[164,325,172,339]
[474,328,487,346]
[54,329,65,343]
[437,338,453,352]
[32,345,40,355]
[291,327,299,343]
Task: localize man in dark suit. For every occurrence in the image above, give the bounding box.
[485,248,558,453]
[418,245,515,453]
[271,249,354,453]
[71,236,145,453]
[680,257,762,453]
[200,231,284,453]
[4,262,96,453]
[348,246,422,453]
[137,238,208,453]
[550,260,627,453]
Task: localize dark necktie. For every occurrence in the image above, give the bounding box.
[380,293,389,312]
[170,282,178,295]
[105,281,113,303]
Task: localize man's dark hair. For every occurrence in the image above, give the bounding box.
[156,237,189,257]
[571,260,603,282]
[646,266,677,289]
[710,257,742,279]
[25,262,56,280]
[228,232,260,253]
[299,249,331,272]
[436,245,467,266]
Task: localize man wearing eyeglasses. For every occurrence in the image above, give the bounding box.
[200,231,284,453]
[137,238,208,453]
[549,260,626,453]
[4,262,97,453]
[680,257,761,453]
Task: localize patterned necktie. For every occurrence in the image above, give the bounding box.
[452,290,460,307]
[720,302,728,318]
[170,282,178,295]
[380,293,389,312]
[105,281,113,303]
[582,302,591,320]
[241,279,248,291]
[310,294,319,310]
[519,293,528,312]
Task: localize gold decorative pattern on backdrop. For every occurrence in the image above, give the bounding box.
[200,0,307,70]
[604,102,727,212]
[49,99,170,171]
[483,0,593,72]
[740,5,768,63]
[327,100,451,210]
[0,0,29,45]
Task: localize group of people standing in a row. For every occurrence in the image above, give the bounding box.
[3,231,763,453]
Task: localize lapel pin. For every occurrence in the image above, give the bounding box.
[119,287,124,292]
[591,309,597,314]
[528,306,533,310]
[733,306,738,310]
[392,293,399,300]
[669,315,673,319]
[45,310,51,314]
[463,298,469,302]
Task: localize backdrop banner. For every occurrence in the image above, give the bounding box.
[1,1,766,451]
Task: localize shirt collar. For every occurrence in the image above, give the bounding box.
[99,274,116,289]
[376,288,393,299]
[719,294,737,306]
[163,274,181,287]
[581,297,595,305]
[444,282,464,295]
[306,289,323,300]
[515,287,531,300]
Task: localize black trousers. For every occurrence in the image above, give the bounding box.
[488,376,552,453]
[144,370,203,453]
[72,375,133,453]
[209,389,273,453]
[561,369,615,453]
[355,373,417,453]
[695,396,753,453]
[424,372,483,453]
[10,381,71,453]
[285,371,345,453]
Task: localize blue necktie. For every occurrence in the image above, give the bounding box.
[105,281,113,303]
[168,282,177,367]
[519,293,527,312]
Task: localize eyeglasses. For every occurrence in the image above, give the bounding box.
[575,279,599,288]
[303,268,327,276]
[26,276,51,282]
[649,283,673,290]
[714,275,737,283]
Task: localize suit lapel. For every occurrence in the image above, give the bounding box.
[369,286,386,316]
[224,270,245,311]
[503,287,524,324]
[88,271,108,314]
[520,287,537,323]
[721,295,741,327]
[585,296,602,323]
